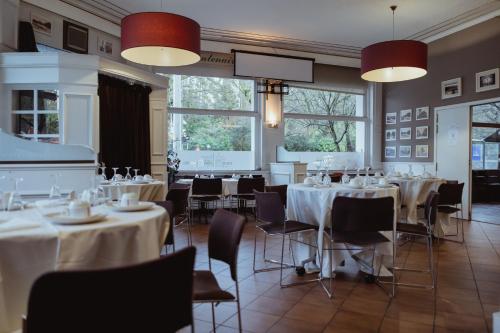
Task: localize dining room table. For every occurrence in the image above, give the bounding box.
[0,203,169,333]
[100,180,167,201]
[286,182,399,277]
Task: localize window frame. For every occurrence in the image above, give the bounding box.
[167,74,260,171]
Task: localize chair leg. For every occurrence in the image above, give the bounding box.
[235,283,243,333]
[428,235,435,289]
[210,302,216,332]
[279,232,286,287]
[252,227,258,272]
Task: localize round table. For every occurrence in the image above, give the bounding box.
[101,181,167,201]
[177,178,239,196]
[286,183,399,277]
[0,204,169,333]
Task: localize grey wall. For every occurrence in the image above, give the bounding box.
[382,17,500,162]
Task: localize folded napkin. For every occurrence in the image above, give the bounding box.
[0,218,42,233]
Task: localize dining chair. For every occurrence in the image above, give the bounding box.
[437,182,465,243]
[321,196,395,298]
[153,200,176,253]
[190,178,223,224]
[265,184,288,207]
[232,177,265,219]
[166,187,192,246]
[25,246,196,333]
[394,191,439,290]
[390,182,408,223]
[329,172,343,183]
[253,190,320,288]
[192,209,245,333]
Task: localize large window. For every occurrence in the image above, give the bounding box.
[11,89,60,143]
[282,86,366,169]
[472,102,500,170]
[166,75,256,171]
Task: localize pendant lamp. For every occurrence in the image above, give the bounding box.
[361,6,427,82]
[121,12,201,67]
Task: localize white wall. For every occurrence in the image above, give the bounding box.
[0,0,19,51]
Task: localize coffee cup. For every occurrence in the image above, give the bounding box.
[120,192,139,207]
[133,175,144,182]
[144,174,153,181]
[68,200,90,218]
[378,177,388,186]
[350,178,362,187]
[374,171,381,177]
[304,177,314,185]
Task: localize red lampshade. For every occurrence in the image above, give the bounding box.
[361,40,428,82]
[121,12,201,67]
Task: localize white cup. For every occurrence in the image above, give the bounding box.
[68,200,90,218]
[1,192,11,210]
[134,175,144,182]
[144,174,153,181]
[350,178,362,187]
[374,171,381,177]
[378,177,388,186]
[304,177,314,185]
[120,192,139,207]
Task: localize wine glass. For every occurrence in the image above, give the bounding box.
[49,174,62,199]
[8,177,24,211]
[99,166,107,181]
[111,167,120,183]
[133,169,140,181]
[125,167,132,181]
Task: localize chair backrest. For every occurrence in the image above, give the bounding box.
[254,190,286,225]
[170,182,191,190]
[438,182,464,206]
[192,178,222,195]
[166,187,190,217]
[237,177,265,194]
[424,191,440,227]
[26,247,196,333]
[331,196,394,232]
[265,185,288,207]
[330,172,343,183]
[153,200,175,245]
[208,209,246,281]
[446,180,459,184]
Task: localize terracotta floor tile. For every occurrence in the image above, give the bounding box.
[223,309,280,333]
[385,302,434,326]
[267,317,325,333]
[379,318,434,333]
[284,301,337,326]
[340,295,388,317]
[245,296,296,316]
[434,312,488,332]
[324,310,382,333]
[436,297,484,317]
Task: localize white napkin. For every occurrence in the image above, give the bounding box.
[0,218,42,233]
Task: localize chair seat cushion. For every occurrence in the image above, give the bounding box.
[258,221,318,235]
[438,205,461,214]
[193,270,235,301]
[397,222,428,235]
[325,230,390,246]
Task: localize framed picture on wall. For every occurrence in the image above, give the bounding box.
[415,106,429,120]
[385,129,396,141]
[416,126,429,139]
[31,13,52,36]
[416,145,429,158]
[97,35,114,55]
[399,146,411,158]
[400,127,411,140]
[386,112,397,125]
[476,68,499,93]
[63,20,89,54]
[385,146,396,159]
[441,78,462,99]
[400,109,412,122]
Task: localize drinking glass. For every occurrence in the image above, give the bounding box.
[49,174,62,199]
[125,167,132,181]
[133,169,140,181]
[111,167,120,183]
[8,177,24,211]
[99,166,107,181]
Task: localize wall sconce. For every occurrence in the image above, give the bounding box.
[258,80,288,128]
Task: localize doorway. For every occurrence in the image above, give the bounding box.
[471,101,500,224]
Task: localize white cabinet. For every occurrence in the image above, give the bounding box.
[269,162,307,185]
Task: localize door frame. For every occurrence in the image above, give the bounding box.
[434,96,500,221]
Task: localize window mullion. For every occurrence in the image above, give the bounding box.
[284,113,367,122]
[170,107,258,118]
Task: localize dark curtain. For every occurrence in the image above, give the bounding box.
[98,74,152,178]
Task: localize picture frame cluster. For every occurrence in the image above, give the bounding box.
[384,106,430,159]
[441,68,499,99]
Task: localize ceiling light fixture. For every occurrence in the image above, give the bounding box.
[361,5,428,82]
[121,8,201,67]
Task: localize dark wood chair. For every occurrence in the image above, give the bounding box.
[153,200,175,253]
[265,184,288,207]
[232,177,265,218]
[437,182,465,243]
[190,178,223,223]
[395,191,439,290]
[321,196,395,298]
[193,209,245,332]
[25,247,196,333]
[253,190,320,288]
[166,187,192,246]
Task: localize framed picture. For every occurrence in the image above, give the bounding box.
[31,13,52,36]
[416,145,429,158]
[476,68,499,93]
[415,106,429,121]
[385,112,397,125]
[400,109,412,122]
[385,146,396,159]
[400,127,411,140]
[399,145,411,158]
[385,129,396,141]
[442,78,462,99]
[63,20,88,54]
[97,35,114,55]
[416,126,429,139]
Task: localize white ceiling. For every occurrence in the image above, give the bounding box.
[99,0,499,48]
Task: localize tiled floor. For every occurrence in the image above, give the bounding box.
[472,203,500,225]
[173,216,500,333]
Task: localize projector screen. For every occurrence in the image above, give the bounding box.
[233,50,314,83]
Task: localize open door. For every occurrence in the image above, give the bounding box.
[435,105,471,219]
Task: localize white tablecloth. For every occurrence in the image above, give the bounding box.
[0,204,169,333]
[286,183,399,277]
[101,181,167,201]
[177,178,239,196]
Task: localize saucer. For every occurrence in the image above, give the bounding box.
[131,180,150,184]
[109,202,155,212]
[44,213,107,225]
[374,184,394,188]
[343,184,364,189]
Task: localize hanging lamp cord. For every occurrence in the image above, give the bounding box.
[391,5,397,40]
